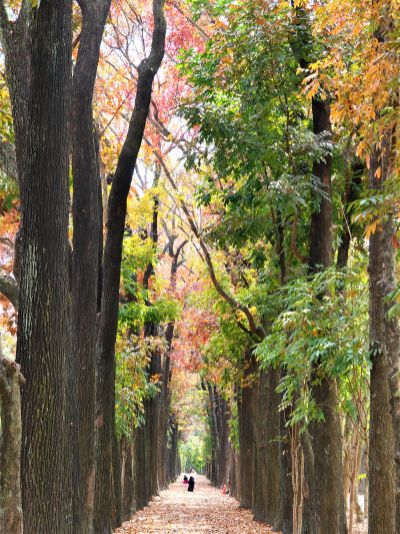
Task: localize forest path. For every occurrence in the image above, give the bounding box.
[114,475,274,533]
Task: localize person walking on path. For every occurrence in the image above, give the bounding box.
[188,476,195,492]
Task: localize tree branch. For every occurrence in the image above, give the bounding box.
[171,1,210,41]
[0,138,17,181]
[0,270,19,309]
[0,0,9,33]
[146,142,265,339]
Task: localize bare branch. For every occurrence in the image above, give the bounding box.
[175,238,188,260]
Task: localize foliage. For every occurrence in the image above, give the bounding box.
[179,432,207,473]
[255,264,369,427]
[115,331,163,438]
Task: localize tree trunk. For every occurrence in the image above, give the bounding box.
[71,3,111,532]
[143,403,152,502]
[93,2,166,531]
[342,415,352,515]
[149,351,161,496]
[305,96,346,534]
[142,170,162,498]
[120,436,135,521]
[0,353,24,534]
[301,430,317,534]
[368,147,398,534]
[208,384,220,486]
[158,239,186,488]
[134,427,146,510]
[280,406,294,534]
[252,369,281,527]
[290,10,346,532]
[348,431,360,534]
[264,369,281,527]
[0,0,31,189]
[238,352,257,509]
[112,429,122,528]
[16,1,72,531]
[308,376,345,534]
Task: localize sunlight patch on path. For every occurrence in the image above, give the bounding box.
[115,475,275,533]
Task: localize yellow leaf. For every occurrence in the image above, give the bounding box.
[365,220,379,240]
[356,141,365,159]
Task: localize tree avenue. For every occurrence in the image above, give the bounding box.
[0,1,398,534]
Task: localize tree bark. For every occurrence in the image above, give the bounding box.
[93,2,166,530]
[0,349,24,534]
[238,351,257,509]
[71,2,111,532]
[16,1,72,532]
[305,88,346,534]
[368,147,398,534]
[158,238,186,489]
[252,369,281,527]
[120,436,135,521]
[264,369,281,528]
[307,375,345,534]
[143,171,162,498]
[290,10,346,531]
[134,427,147,510]
[280,406,294,534]
[0,270,19,310]
[0,0,31,189]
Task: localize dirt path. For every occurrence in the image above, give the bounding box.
[114,475,274,533]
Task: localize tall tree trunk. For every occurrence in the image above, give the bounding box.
[264,369,281,528]
[148,349,161,496]
[120,436,135,521]
[290,10,345,531]
[71,3,111,532]
[158,238,186,489]
[368,147,398,534]
[134,427,146,510]
[280,406,294,534]
[0,0,31,189]
[142,167,161,497]
[385,240,400,532]
[238,351,257,509]
[112,429,122,528]
[16,1,72,531]
[307,375,345,534]
[93,3,166,530]
[367,11,400,531]
[305,96,346,534]
[252,369,283,528]
[208,384,220,486]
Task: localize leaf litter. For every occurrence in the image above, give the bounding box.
[114,475,276,533]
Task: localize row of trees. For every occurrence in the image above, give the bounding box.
[0,1,399,534]
[171,1,399,534]
[0,0,185,533]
